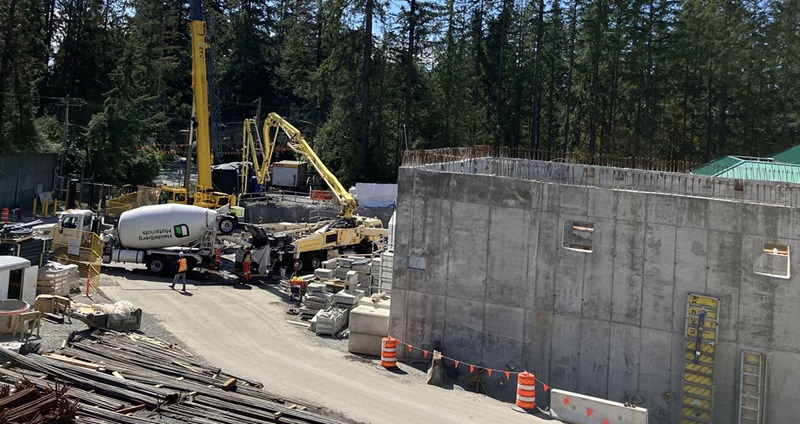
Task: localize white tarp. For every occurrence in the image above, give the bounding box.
[353,183,397,208]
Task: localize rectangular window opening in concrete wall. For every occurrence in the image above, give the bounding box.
[563,221,594,252]
[753,243,790,279]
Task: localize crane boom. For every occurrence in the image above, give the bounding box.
[189,0,212,191]
[263,112,357,218]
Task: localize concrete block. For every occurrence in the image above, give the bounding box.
[642,223,676,331]
[349,305,389,336]
[314,268,334,279]
[336,258,354,268]
[608,323,640,402]
[445,202,488,302]
[672,228,708,332]
[321,259,337,269]
[646,194,678,226]
[549,314,580,390]
[706,230,742,341]
[611,221,645,325]
[577,319,610,398]
[347,332,384,356]
[550,389,649,424]
[582,218,614,321]
[485,207,530,308]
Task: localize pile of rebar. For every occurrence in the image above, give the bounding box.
[0,379,77,423]
[0,330,346,424]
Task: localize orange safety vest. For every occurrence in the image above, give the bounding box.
[178,258,188,273]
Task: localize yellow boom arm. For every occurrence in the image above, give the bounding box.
[242,118,274,189]
[263,112,357,218]
[189,0,212,191]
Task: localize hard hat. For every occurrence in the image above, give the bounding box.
[179,252,184,257]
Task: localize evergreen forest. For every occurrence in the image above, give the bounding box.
[1,0,799,186]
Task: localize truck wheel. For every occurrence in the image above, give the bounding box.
[147,257,167,274]
[293,257,304,272]
[218,216,236,235]
[308,253,322,270]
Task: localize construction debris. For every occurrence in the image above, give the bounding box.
[0,329,344,423]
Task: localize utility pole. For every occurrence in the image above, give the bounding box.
[60,95,70,178]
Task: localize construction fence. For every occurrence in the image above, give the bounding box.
[51,229,103,294]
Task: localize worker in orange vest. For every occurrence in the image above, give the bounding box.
[171,252,188,291]
[242,250,252,284]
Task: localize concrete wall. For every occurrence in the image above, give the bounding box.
[391,163,800,424]
[0,154,57,210]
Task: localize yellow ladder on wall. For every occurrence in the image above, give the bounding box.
[738,351,764,424]
[681,293,720,424]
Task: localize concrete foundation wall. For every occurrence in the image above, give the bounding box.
[391,165,800,423]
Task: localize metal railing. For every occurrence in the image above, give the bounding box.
[401,146,800,208]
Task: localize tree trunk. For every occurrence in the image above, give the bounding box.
[529,0,545,150]
[360,0,373,180]
[563,0,578,154]
[403,0,415,149]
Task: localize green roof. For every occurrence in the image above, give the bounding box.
[713,161,800,184]
[692,156,743,176]
[772,145,800,164]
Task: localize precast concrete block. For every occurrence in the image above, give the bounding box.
[646,194,678,226]
[706,230,742,341]
[616,191,647,223]
[676,196,710,229]
[349,305,390,336]
[549,314,581,390]
[611,221,645,325]
[707,199,742,233]
[485,207,530,308]
[642,223,676,332]
[550,389,649,424]
[765,350,800,424]
[587,187,616,219]
[445,201,489,302]
[577,319,610,398]
[532,212,559,311]
[608,323,641,402]
[672,227,708,332]
[347,332,384,356]
[582,218,614,321]
[559,185,589,216]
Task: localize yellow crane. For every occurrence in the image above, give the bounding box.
[159,0,235,208]
[240,118,274,195]
[258,113,385,271]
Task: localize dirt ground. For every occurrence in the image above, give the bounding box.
[95,263,558,424]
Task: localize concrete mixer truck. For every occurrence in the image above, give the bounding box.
[55,204,238,274]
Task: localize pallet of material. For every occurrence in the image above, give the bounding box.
[314,307,348,336]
